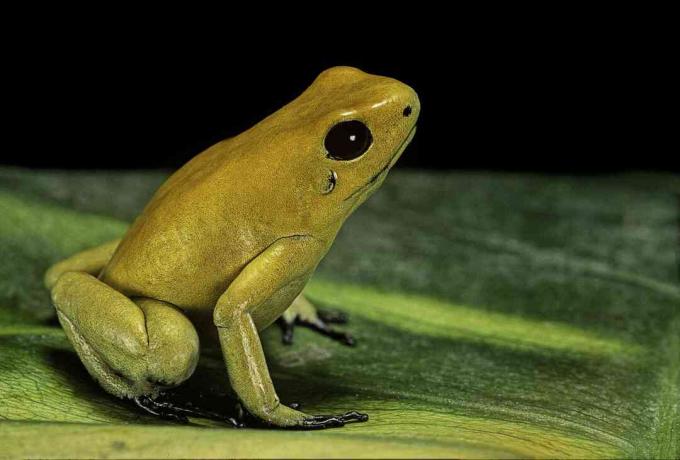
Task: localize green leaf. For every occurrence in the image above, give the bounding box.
[1,167,678,458]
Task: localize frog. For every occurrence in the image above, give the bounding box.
[44,66,419,429]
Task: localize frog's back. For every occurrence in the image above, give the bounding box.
[99,138,286,310]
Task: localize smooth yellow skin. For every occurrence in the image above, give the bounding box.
[45,66,420,428]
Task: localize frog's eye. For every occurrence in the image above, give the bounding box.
[324,120,373,161]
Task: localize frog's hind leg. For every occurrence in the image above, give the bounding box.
[50,272,199,414]
[44,239,121,290]
[278,293,354,346]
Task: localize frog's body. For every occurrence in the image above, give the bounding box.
[99,132,335,320]
[45,66,419,429]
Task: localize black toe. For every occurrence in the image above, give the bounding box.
[278,317,295,345]
[134,395,242,427]
[317,309,349,324]
[300,410,368,429]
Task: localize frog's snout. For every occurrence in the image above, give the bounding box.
[397,85,421,123]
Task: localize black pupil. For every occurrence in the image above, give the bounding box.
[324,120,373,161]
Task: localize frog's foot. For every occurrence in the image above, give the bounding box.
[134,395,189,424]
[287,311,355,346]
[279,294,354,347]
[237,400,368,429]
[300,411,369,429]
[134,394,244,427]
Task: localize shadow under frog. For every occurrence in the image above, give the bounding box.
[43,66,420,429]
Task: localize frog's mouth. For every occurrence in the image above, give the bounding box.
[344,125,417,202]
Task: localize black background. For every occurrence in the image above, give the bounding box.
[3,18,674,174]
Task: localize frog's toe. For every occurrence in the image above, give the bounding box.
[301,415,345,429]
[299,317,356,347]
[278,309,355,346]
[134,395,244,427]
[341,411,369,422]
[134,395,190,424]
[277,316,296,345]
[317,308,349,324]
[301,411,368,429]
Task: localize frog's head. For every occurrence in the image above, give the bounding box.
[266,66,419,237]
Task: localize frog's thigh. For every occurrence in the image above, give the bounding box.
[44,238,120,290]
[51,272,199,399]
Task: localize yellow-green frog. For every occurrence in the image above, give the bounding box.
[44,66,419,429]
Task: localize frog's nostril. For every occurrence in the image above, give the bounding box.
[403,105,412,117]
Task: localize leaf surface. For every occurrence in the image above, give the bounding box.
[0,168,678,458]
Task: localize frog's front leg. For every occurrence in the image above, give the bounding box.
[213,235,368,429]
[278,294,354,346]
